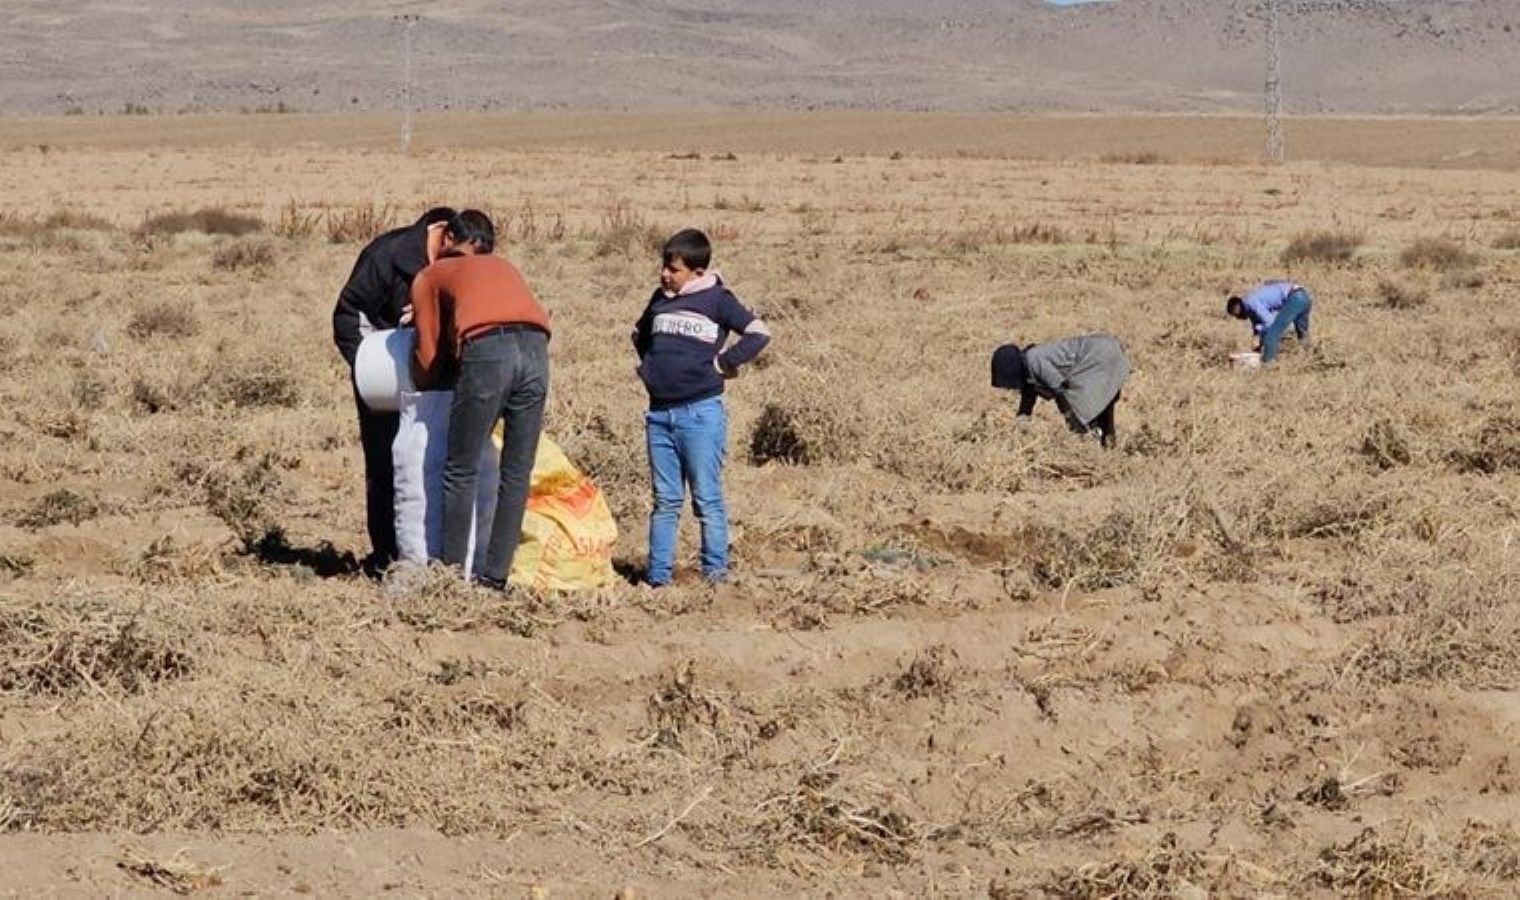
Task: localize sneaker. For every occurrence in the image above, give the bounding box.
[379,560,430,599]
[360,553,394,581]
[470,573,508,591]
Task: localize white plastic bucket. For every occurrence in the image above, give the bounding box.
[1230,351,1262,371]
[355,328,416,413]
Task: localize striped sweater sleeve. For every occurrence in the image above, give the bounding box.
[714,291,771,371]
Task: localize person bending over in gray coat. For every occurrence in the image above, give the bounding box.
[990,334,1131,449]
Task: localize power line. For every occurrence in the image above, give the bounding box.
[1258,0,1282,163]
[396,14,420,155]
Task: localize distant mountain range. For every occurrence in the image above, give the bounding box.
[2,0,1516,115]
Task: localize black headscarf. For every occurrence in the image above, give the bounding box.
[990,343,1027,390]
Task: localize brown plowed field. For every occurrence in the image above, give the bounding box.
[0,114,1516,896]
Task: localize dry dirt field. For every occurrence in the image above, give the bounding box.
[0,114,1517,896]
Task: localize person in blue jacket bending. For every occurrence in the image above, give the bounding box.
[1226,280,1313,363]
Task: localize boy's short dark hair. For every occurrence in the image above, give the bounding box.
[1225,296,1245,318]
[662,228,712,271]
[448,209,496,254]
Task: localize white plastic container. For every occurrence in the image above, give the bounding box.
[355,328,416,413]
[1230,351,1262,372]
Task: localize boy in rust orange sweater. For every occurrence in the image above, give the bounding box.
[410,210,551,588]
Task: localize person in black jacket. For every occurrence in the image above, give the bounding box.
[332,206,457,574]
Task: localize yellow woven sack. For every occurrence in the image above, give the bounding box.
[506,434,619,591]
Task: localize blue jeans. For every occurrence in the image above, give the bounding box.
[645,396,728,585]
[1261,288,1312,363]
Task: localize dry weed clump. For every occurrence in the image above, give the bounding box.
[1000,220,1070,246]
[1374,278,1428,310]
[42,209,116,231]
[382,563,561,637]
[195,454,285,553]
[325,203,394,244]
[71,371,109,411]
[749,400,862,466]
[0,210,115,235]
[1253,476,1393,541]
[646,661,721,744]
[0,211,28,237]
[644,662,754,760]
[1036,832,1213,899]
[15,489,103,529]
[0,550,36,578]
[1152,323,1239,369]
[1026,498,1190,591]
[754,754,919,864]
[130,376,182,415]
[0,681,407,832]
[589,201,664,258]
[27,408,90,444]
[0,333,18,370]
[0,593,192,697]
[890,645,959,699]
[1493,229,1520,250]
[1341,551,1518,687]
[211,358,302,409]
[1441,267,1486,290]
[1400,236,1478,271]
[117,851,224,894]
[1099,150,1167,165]
[494,202,566,245]
[1280,230,1361,265]
[1449,415,1520,474]
[1307,827,1452,896]
[712,194,765,213]
[211,236,277,273]
[883,410,1029,492]
[139,208,263,237]
[270,200,322,239]
[1311,568,1428,624]
[1360,418,1414,469]
[1455,821,1520,881]
[382,683,526,736]
[0,665,591,835]
[1351,603,1517,689]
[124,535,227,585]
[126,302,199,340]
[768,566,940,624]
[939,220,1070,253]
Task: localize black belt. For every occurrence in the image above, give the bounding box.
[463,323,548,344]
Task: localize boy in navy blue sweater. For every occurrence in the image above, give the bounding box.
[633,229,771,586]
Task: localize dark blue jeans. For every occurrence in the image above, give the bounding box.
[1261,288,1312,363]
[441,328,549,582]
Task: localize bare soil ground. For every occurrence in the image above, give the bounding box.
[0,114,1517,896]
[8,112,1520,171]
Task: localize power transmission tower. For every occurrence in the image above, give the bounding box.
[396,14,420,155]
[1264,0,1284,162]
